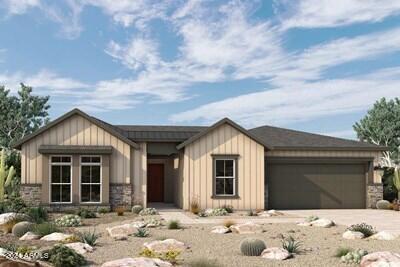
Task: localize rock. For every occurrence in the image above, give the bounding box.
[360,251,400,267]
[257,211,272,217]
[211,226,230,234]
[65,242,94,254]
[0,248,7,256]
[310,218,334,228]
[369,231,397,240]
[267,210,284,216]
[101,257,172,267]
[40,232,72,241]
[230,222,263,234]
[19,231,41,241]
[261,247,291,260]
[143,239,187,253]
[342,230,365,240]
[106,223,140,238]
[113,235,128,241]
[297,222,312,227]
[132,221,147,228]
[0,213,17,225]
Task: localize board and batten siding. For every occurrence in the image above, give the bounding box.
[181,123,265,210]
[21,114,131,185]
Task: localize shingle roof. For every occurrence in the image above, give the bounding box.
[249,125,386,151]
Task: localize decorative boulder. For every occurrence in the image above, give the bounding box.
[12,221,34,237]
[211,226,230,234]
[19,231,41,241]
[310,218,334,228]
[369,231,397,240]
[101,257,172,267]
[106,223,140,238]
[65,242,94,254]
[40,232,73,242]
[297,222,312,227]
[342,230,365,240]
[0,213,23,226]
[257,211,272,217]
[143,239,187,253]
[360,251,400,267]
[261,247,291,260]
[230,222,263,234]
[267,210,284,216]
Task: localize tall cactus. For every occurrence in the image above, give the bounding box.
[0,149,15,201]
[393,166,400,200]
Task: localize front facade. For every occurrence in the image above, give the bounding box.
[15,109,386,211]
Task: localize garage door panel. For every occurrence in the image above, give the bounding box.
[267,163,366,209]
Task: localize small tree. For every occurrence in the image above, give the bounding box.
[393,167,400,200]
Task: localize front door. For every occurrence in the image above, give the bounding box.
[147,164,164,202]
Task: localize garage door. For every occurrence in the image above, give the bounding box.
[267,162,366,209]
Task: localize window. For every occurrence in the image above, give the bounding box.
[50,156,72,203]
[80,156,101,203]
[214,158,236,196]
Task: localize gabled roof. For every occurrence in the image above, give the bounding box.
[13,109,139,149]
[249,125,387,151]
[176,118,272,150]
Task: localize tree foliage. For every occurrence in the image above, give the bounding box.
[353,98,400,167]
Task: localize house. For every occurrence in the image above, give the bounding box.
[13,109,386,211]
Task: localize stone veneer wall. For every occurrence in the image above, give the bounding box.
[367,184,383,209]
[20,184,42,206]
[109,184,133,208]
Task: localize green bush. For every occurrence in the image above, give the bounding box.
[25,206,48,223]
[335,247,353,258]
[32,222,60,236]
[12,221,34,237]
[79,229,100,246]
[76,208,96,218]
[209,208,228,216]
[347,223,376,237]
[55,214,82,227]
[281,235,302,254]
[167,220,181,230]
[131,205,143,214]
[240,238,266,256]
[221,205,233,213]
[139,208,158,216]
[198,210,207,217]
[376,200,391,210]
[44,245,86,267]
[1,197,26,213]
[134,228,149,237]
[97,207,110,214]
[305,215,319,222]
[340,249,368,264]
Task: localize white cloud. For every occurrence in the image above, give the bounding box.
[277,0,400,29]
[318,130,357,140]
[0,0,40,14]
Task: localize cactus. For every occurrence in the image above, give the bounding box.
[131,205,143,214]
[240,238,266,256]
[340,249,368,264]
[376,199,391,210]
[0,149,16,201]
[393,167,400,200]
[12,221,34,237]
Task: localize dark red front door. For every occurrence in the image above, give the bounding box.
[147,164,164,202]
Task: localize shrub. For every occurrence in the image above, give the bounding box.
[32,222,60,236]
[376,200,392,210]
[347,223,376,237]
[167,220,181,230]
[79,229,100,246]
[1,197,26,213]
[76,208,96,218]
[305,215,319,222]
[97,207,110,214]
[246,210,256,216]
[12,221,34,237]
[131,205,143,214]
[63,235,82,243]
[25,206,48,223]
[139,208,158,216]
[145,218,162,227]
[16,245,34,255]
[187,259,222,267]
[198,210,207,217]
[139,248,181,264]
[223,219,235,228]
[0,241,17,252]
[281,235,302,254]
[55,214,82,227]
[335,247,353,258]
[240,238,266,256]
[44,245,86,267]
[340,249,368,264]
[134,228,149,237]
[190,197,200,214]
[222,205,233,213]
[209,208,227,216]
[115,206,125,216]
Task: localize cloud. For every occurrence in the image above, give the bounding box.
[0,0,40,14]
[318,130,357,140]
[277,0,400,29]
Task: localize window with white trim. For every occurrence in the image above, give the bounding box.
[214,158,236,196]
[50,156,72,203]
[80,156,101,203]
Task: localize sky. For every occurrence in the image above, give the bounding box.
[0,0,400,140]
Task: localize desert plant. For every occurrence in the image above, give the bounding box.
[376,199,392,210]
[16,245,34,255]
[55,214,82,227]
[167,220,181,230]
[223,219,235,228]
[76,208,96,218]
[32,222,60,236]
[0,149,16,201]
[198,210,207,217]
[1,197,26,212]
[335,247,353,258]
[305,215,319,222]
[222,205,233,213]
[44,244,86,267]
[134,228,150,238]
[79,229,100,246]
[209,208,228,216]
[281,235,302,254]
[145,218,162,227]
[347,223,376,237]
[187,258,222,267]
[139,248,181,264]
[0,241,17,252]
[139,207,158,216]
[131,205,143,214]
[246,210,256,216]
[340,249,368,264]
[63,235,82,243]
[190,196,200,214]
[25,206,48,223]
[12,221,34,237]
[240,238,266,256]
[115,206,125,216]
[97,207,110,214]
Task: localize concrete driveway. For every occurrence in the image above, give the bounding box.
[284,209,400,234]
